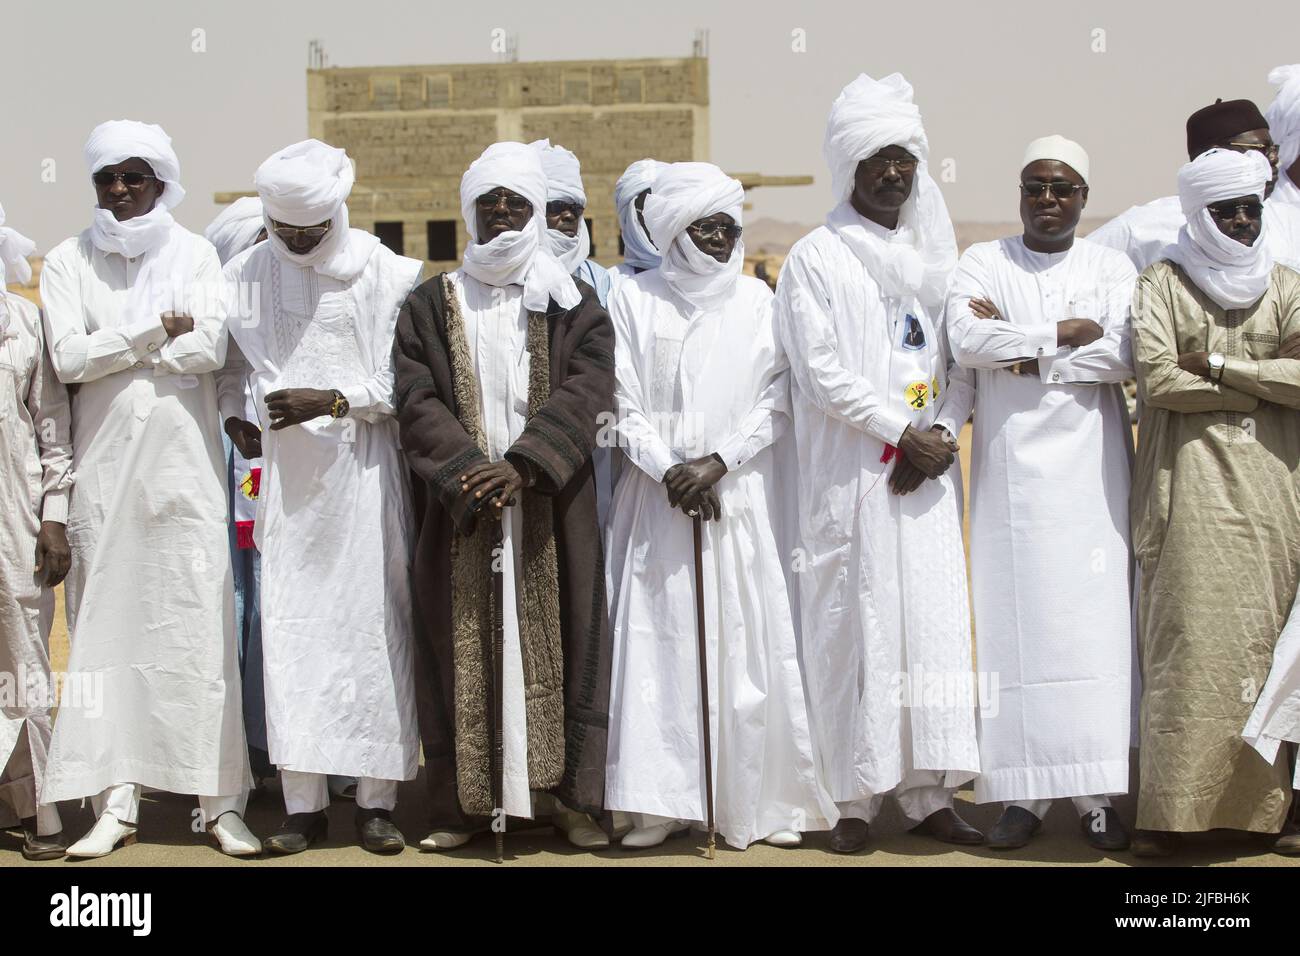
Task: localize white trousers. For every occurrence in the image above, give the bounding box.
[837,769,955,825]
[1008,794,1111,819]
[280,769,397,815]
[93,782,247,827]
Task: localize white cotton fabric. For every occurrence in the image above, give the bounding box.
[221,235,424,782]
[642,162,745,313]
[203,196,265,265]
[1169,148,1273,310]
[0,202,35,288]
[946,236,1138,801]
[822,73,957,313]
[459,142,580,312]
[1243,594,1300,788]
[39,225,251,803]
[605,268,838,846]
[1267,65,1300,175]
[530,139,592,273]
[1022,134,1090,183]
[615,158,666,271]
[255,139,376,282]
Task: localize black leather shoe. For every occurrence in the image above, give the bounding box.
[21,823,68,861]
[264,811,328,855]
[986,806,1041,850]
[1131,828,1179,858]
[909,807,984,845]
[356,808,405,854]
[829,818,869,853]
[1080,806,1130,851]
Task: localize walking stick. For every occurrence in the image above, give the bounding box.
[490,512,506,864]
[691,514,716,860]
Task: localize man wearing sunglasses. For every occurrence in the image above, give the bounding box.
[393,141,614,853]
[776,73,983,855]
[221,139,426,855]
[948,136,1138,853]
[1130,147,1300,858]
[40,120,258,858]
[1090,98,1300,275]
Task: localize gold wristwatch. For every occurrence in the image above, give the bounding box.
[329,389,350,419]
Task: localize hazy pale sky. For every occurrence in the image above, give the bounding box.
[4,0,1297,250]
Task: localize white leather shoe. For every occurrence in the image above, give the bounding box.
[763,829,802,847]
[66,812,138,859]
[553,807,609,849]
[208,811,263,856]
[621,820,689,849]
[419,830,474,851]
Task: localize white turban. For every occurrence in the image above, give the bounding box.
[1267,64,1300,173]
[255,139,375,280]
[821,73,957,311]
[459,142,580,311]
[1022,134,1090,183]
[615,158,666,270]
[1169,148,1273,310]
[530,139,591,273]
[642,162,745,311]
[203,196,265,265]
[84,119,185,260]
[0,202,35,287]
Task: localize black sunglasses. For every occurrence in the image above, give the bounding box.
[92,170,157,188]
[546,200,585,218]
[1207,199,1264,220]
[1019,181,1086,199]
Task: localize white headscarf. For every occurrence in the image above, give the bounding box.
[1169,148,1274,310]
[642,162,745,312]
[459,142,580,311]
[615,159,666,271]
[530,139,591,273]
[0,202,35,334]
[254,139,377,281]
[203,196,266,265]
[1267,65,1300,174]
[821,73,957,312]
[84,119,184,260]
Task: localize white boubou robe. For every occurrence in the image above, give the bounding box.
[39,225,251,801]
[221,238,423,783]
[774,223,980,808]
[0,294,73,826]
[604,270,836,847]
[947,236,1137,803]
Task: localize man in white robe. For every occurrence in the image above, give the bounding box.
[40,120,257,858]
[604,162,836,850]
[1266,65,1300,210]
[611,158,666,284]
[1090,98,1300,273]
[221,140,423,854]
[0,208,73,860]
[775,74,983,855]
[948,136,1136,851]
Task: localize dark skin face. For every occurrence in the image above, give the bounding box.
[686,212,738,263]
[1019,160,1088,254]
[1207,193,1263,247]
[850,146,917,231]
[545,200,584,238]
[270,218,332,256]
[1220,128,1278,198]
[94,157,164,222]
[475,188,533,242]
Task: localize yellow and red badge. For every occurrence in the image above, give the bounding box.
[904,380,931,410]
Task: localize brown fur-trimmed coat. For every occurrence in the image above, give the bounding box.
[393,273,614,829]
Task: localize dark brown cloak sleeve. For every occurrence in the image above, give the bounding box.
[394,274,614,830]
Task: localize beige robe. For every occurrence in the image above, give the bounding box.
[1132,260,1300,833]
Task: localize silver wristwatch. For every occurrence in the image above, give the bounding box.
[1208,352,1226,382]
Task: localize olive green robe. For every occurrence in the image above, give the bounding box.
[1132,260,1300,833]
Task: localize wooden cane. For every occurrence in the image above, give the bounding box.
[491,514,506,864]
[692,514,716,860]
